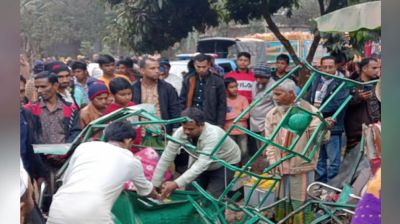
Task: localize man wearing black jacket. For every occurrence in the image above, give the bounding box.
[180,54,226,128]
[131,56,181,135]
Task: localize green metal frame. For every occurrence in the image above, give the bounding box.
[54,58,377,223]
[178,59,377,223]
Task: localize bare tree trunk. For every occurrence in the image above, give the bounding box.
[263,12,302,65]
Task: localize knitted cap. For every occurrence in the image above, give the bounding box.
[88,81,109,100]
[46,61,70,74]
[253,63,272,78]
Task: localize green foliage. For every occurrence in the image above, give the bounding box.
[225,0,300,23]
[79,41,93,57]
[107,0,219,53]
[21,0,114,57]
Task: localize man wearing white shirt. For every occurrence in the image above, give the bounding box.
[47,121,159,224]
[152,107,241,199]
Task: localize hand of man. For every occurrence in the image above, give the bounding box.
[357,90,372,101]
[148,187,162,200]
[325,117,337,129]
[160,181,178,200]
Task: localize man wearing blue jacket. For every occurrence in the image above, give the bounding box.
[306,56,350,183]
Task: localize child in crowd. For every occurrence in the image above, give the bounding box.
[104,77,135,114]
[79,81,109,129]
[104,77,142,152]
[224,77,250,162]
[104,77,171,182]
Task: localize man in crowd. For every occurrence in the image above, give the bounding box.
[87,53,103,79]
[47,121,159,224]
[345,57,381,150]
[23,71,81,149]
[25,60,45,103]
[20,75,46,180]
[46,61,86,108]
[306,56,350,183]
[132,56,181,135]
[180,53,226,128]
[70,61,98,107]
[159,58,183,95]
[264,79,330,224]
[152,107,241,198]
[225,52,255,103]
[249,64,276,151]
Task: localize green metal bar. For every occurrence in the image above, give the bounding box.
[310,214,331,224]
[232,65,302,125]
[82,126,94,142]
[233,125,307,159]
[331,95,353,120]
[263,153,296,173]
[303,59,378,87]
[319,82,346,112]
[258,197,288,211]
[295,71,318,101]
[307,129,328,161]
[187,196,215,224]
[311,200,357,209]
[300,123,324,157]
[210,66,302,157]
[256,179,279,210]
[243,177,263,207]
[318,203,344,224]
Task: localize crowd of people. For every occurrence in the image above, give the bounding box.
[19,50,381,224]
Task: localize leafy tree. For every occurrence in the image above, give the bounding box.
[225,0,351,65]
[223,0,377,84]
[20,0,114,60]
[104,0,219,53]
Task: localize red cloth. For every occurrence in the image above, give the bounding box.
[104,102,142,153]
[225,70,256,103]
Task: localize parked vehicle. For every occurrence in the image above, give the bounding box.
[169,58,237,78]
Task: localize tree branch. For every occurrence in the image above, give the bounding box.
[263,12,302,65]
[306,0,325,63]
[318,0,325,15]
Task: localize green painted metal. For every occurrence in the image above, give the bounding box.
[50,58,378,223]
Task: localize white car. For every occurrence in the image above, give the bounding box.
[169,59,237,78]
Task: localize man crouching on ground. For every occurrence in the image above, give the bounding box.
[152,107,241,199]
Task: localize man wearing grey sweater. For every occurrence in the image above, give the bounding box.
[152,107,241,199]
[249,64,276,148]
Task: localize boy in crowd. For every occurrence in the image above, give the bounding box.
[71,61,98,107]
[271,54,301,94]
[79,81,109,129]
[224,77,250,162]
[97,54,131,89]
[225,52,255,103]
[105,77,135,114]
[116,57,136,83]
[104,77,142,151]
